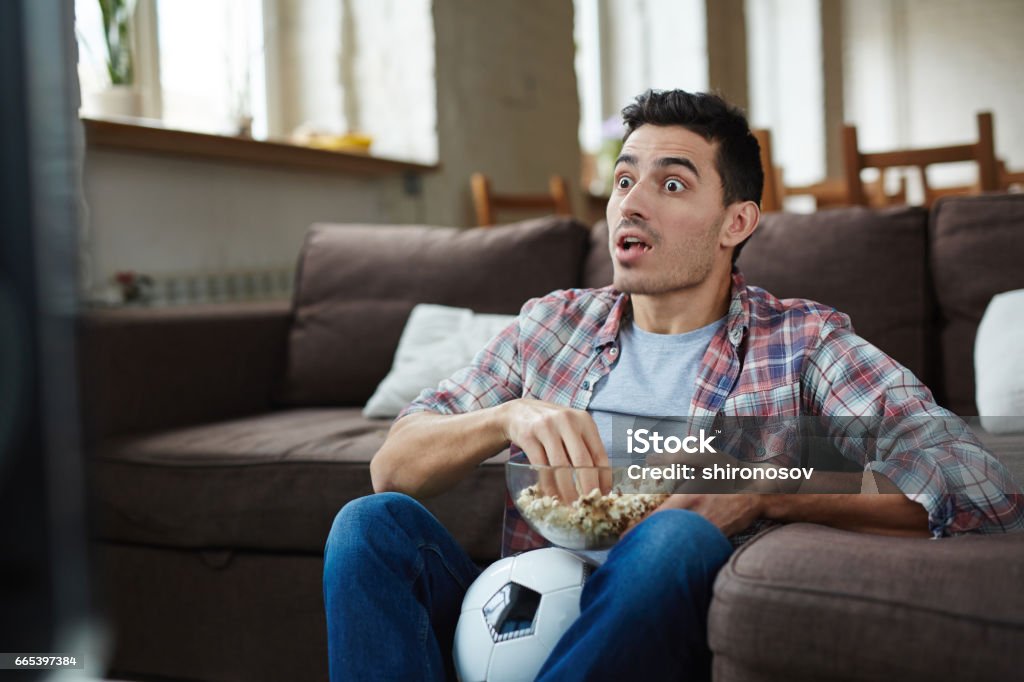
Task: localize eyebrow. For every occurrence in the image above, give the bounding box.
[614,153,702,181]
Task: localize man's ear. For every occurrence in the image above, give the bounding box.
[720,200,760,249]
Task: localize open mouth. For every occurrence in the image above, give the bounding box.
[617,235,652,253]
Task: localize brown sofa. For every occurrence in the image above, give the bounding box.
[80,196,1024,682]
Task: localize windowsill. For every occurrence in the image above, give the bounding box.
[81,116,439,176]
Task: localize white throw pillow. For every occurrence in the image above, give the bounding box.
[975,288,1024,434]
[363,304,517,419]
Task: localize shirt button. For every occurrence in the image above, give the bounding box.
[609,347,618,356]
[582,380,591,390]
[728,328,743,345]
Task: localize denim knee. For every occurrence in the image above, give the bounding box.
[611,509,733,586]
[325,492,426,553]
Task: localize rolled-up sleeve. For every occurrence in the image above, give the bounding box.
[802,324,1024,537]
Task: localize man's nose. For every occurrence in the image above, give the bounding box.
[616,181,650,221]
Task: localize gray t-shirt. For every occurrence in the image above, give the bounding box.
[581,315,725,564]
[589,315,726,460]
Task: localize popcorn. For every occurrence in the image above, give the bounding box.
[515,485,669,549]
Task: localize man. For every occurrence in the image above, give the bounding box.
[323,90,1023,681]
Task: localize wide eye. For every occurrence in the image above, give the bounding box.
[616,176,633,190]
[665,179,684,192]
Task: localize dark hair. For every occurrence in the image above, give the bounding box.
[620,89,762,262]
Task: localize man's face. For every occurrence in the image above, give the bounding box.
[606,124,729,295]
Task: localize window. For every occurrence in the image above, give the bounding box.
[156,0,267,137]
[76,0,266,136]
[745,0,826,189]
[75,0,116,109]
[574,0,707,152]
[74,0,438,163]
[574,0,707,194]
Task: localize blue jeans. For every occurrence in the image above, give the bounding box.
[324,493,733,681]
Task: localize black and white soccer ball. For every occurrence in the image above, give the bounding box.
[453,548,592,682]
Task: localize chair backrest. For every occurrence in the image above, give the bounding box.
[842,111,999,208]
[755,127,899,210]
[999,159,1024,191]
[752,128,783,212]
[470,173,572,227]
[786,175,907,210]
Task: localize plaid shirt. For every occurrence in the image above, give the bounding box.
[398,270,1024,555]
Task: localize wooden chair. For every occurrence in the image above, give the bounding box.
[470,173,572,227]
[999,159,1024,191]
[754,127,902,211]
[785,175,907,209]
[842,111,999,208]
[752,128,783,212]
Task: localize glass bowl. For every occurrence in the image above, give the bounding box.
[506,461,672,550]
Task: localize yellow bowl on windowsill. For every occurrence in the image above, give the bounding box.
[298,132,373,154]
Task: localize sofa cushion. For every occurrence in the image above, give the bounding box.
[931,193,1024,415]
[583,220,614,288]
[280,216,590,406]
[363,304,517,418]
[709,523,1024,681]
[975,289,1024,433]
[91,408,507,560]
[737,206,932,385]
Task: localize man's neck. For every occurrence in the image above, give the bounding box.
[629,269,732,335]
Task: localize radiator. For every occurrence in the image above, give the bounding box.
[143,266,295,306]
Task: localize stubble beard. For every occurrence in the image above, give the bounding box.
[612,212,725,295]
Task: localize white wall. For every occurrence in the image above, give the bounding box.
[79,149,418,300]
[426,0,580,227]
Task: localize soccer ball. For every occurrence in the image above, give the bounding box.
[454,548,592,682]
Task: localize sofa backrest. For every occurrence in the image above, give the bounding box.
[582,220,614,288]
[738,206,933,387]
[280,196,1023,413]
[929,193,1024,415]
[279,216,591,407]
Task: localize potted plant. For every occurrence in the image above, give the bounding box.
[88,0,140,117]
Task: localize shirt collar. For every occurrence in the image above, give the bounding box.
[595,267,750,349]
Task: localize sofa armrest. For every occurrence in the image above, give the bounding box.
[78,302,292,442]
[709,524,1024,681]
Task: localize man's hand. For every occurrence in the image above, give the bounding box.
[499,398,612,501]
[501,399,609,467]
[642,494,763,537]
[373,399,612,502]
